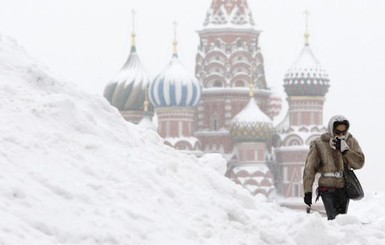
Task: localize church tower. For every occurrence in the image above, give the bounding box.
[273,11,329,208]
[149,23,202,152]
[104,11,153,123]
[195,0,281,156]
[283,11,329,127]
[228,71,275,197]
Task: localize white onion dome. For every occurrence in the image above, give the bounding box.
[103,46,152,112]
[230,97,273,142]
[283,44,329,96]
[149,54,201,108]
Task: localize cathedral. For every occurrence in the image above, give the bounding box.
[104,0,330,209]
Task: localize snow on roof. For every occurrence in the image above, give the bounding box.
[202,0,258,30]
[199,25,260,33]
[149,55,201,107]
[194,129,229,137]
[285,44,329,80]
[232,164,270,175]
[232,97,272,124]
[275,125,327,147]
[164,136,200,147]
[203,87,271,96]
[113,50,150,88]
[104,48,151,111]
[292,45,320,68]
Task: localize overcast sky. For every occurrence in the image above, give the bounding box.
[1,0,384,192]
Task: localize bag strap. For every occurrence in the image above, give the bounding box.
[342,155,350,171]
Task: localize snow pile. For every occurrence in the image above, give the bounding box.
[1,35,385,245]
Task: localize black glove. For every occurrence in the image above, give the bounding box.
[304,192,312,207]
[334,138,341,151]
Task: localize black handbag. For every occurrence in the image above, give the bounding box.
[344,165,364,200]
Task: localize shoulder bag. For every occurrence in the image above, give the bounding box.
[344,163,364,200]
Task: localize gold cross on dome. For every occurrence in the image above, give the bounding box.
[172,21,178,55]
[173,21,177,37]
[303,10,310,45]
[131,9,136,32]
[131,9,136,47]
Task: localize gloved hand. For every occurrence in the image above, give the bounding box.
[334,138,349,153]
[304,192,312,207]
[334,138,341,151]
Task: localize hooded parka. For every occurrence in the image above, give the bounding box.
[303,115,365,193]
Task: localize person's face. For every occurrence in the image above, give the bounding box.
[334,124,347,137]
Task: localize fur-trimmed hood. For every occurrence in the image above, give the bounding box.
[327,115,350,138]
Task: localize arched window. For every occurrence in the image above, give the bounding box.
[213,80,223,87]
[235,80,244,87]
[289,139,300,146]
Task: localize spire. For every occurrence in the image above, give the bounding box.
[249,65,254,97]
[203,0,256,28]
[131,9,136,52]
[283,10,330,98]
[172,21,178,57]
[304,10,310,46]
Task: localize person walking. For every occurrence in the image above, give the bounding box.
[303,115,365,220]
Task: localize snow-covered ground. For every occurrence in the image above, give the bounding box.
[1,35,385,245]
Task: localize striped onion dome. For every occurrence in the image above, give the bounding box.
[283,44,329,96]
[230,97,273,142]
[103,46,152,112]
[149,54,201,107]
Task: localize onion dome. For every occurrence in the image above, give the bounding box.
[103,46,151,111]
[230,97,273,142]
[149,23,201,108]
[104,14,152,112]
[149,56,201,107]
[283,45,329,96]
[283,13,329,97]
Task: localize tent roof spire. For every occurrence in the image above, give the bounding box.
[304,10,310,46]
[130,9,136,52]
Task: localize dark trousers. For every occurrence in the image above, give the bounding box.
[320,187,350,220]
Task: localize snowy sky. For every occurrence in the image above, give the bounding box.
[1,0,385,191]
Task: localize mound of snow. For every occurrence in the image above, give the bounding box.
[1,35,385,245]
